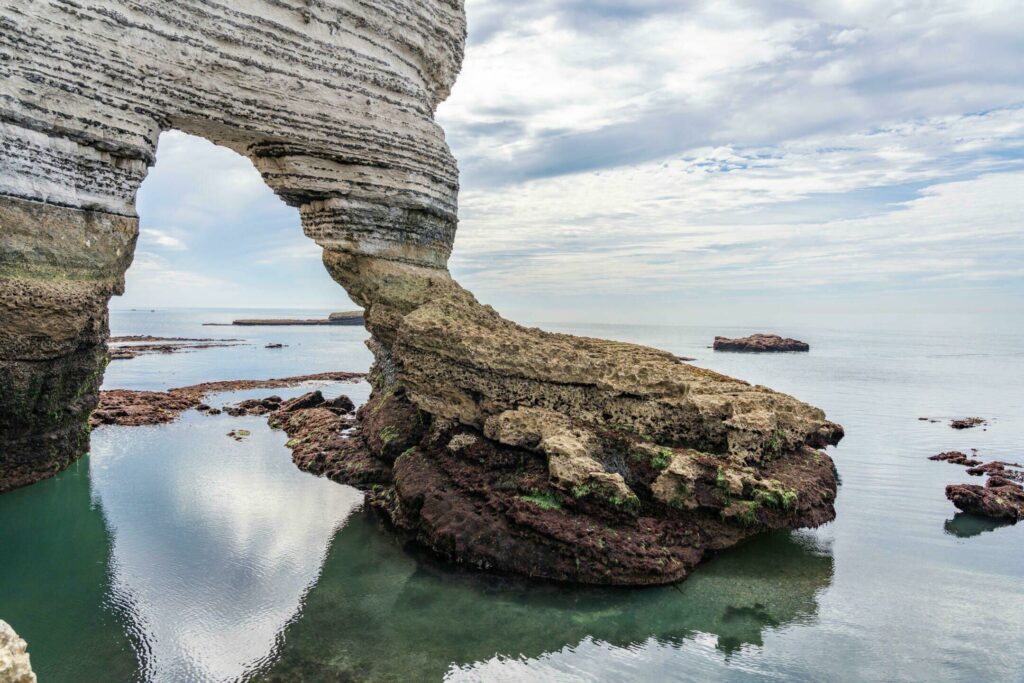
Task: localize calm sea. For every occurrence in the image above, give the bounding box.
[1,307,1022,682]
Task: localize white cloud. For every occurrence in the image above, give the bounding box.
[122,2,1023,319]
[140,228,186,251]
[452,171,1024,297]
[120,251,243,308]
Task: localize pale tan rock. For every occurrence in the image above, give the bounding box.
[650,451,704,509]
[0,621,35,683]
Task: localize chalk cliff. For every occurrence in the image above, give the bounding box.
[0,0,843,584]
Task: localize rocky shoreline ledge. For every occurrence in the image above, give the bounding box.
[107,336,245,360]
[89,372,364,428]
[0,620,35,683]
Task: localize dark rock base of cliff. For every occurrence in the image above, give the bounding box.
[293,387,839,587]
[0,347,105,492]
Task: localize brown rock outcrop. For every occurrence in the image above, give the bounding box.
[946,478,1024,521]
[713,334,810,352]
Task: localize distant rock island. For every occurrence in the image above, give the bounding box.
[208,311,364,326]
[714,334,810,352]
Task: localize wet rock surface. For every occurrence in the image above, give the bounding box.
[946,478,1024,522]
[108,340,246,360]
[294,385,841,586]
[89,372,364,428]
[713,334,810,352]
[928,451,982,467]
[927,450,1024,523]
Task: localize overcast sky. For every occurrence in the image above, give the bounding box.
[122,0,1024,325]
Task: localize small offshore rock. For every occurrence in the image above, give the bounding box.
[265,343,287,349]
[928,451,982,467]
[227,429,251,441]
[950,417,987,430]
[946,478,1024,521]
[713,334,810,352]
[0,620,36,683]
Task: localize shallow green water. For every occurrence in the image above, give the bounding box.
[2,309,1023,681]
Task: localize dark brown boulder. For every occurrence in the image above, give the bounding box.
[946,478,1024,521]
[713,334,810,352]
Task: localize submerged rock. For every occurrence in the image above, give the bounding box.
[950,417,987,430]
[713,334,810,352]
[0,620,35,683]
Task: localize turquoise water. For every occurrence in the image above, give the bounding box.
[1,308,1023,681]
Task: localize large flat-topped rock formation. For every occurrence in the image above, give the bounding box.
[0,0,844,585]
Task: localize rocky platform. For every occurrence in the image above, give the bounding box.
[88,372,363,429]
[946,478,1024,521]
[714,334,810,352]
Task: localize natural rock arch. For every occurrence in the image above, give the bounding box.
[1,1,843,585]
[1,0,463,486]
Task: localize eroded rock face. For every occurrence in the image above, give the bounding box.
[1,0,845,585]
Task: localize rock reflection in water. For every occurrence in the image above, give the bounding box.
[258,511,834,682]
[943,512,1014,538]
